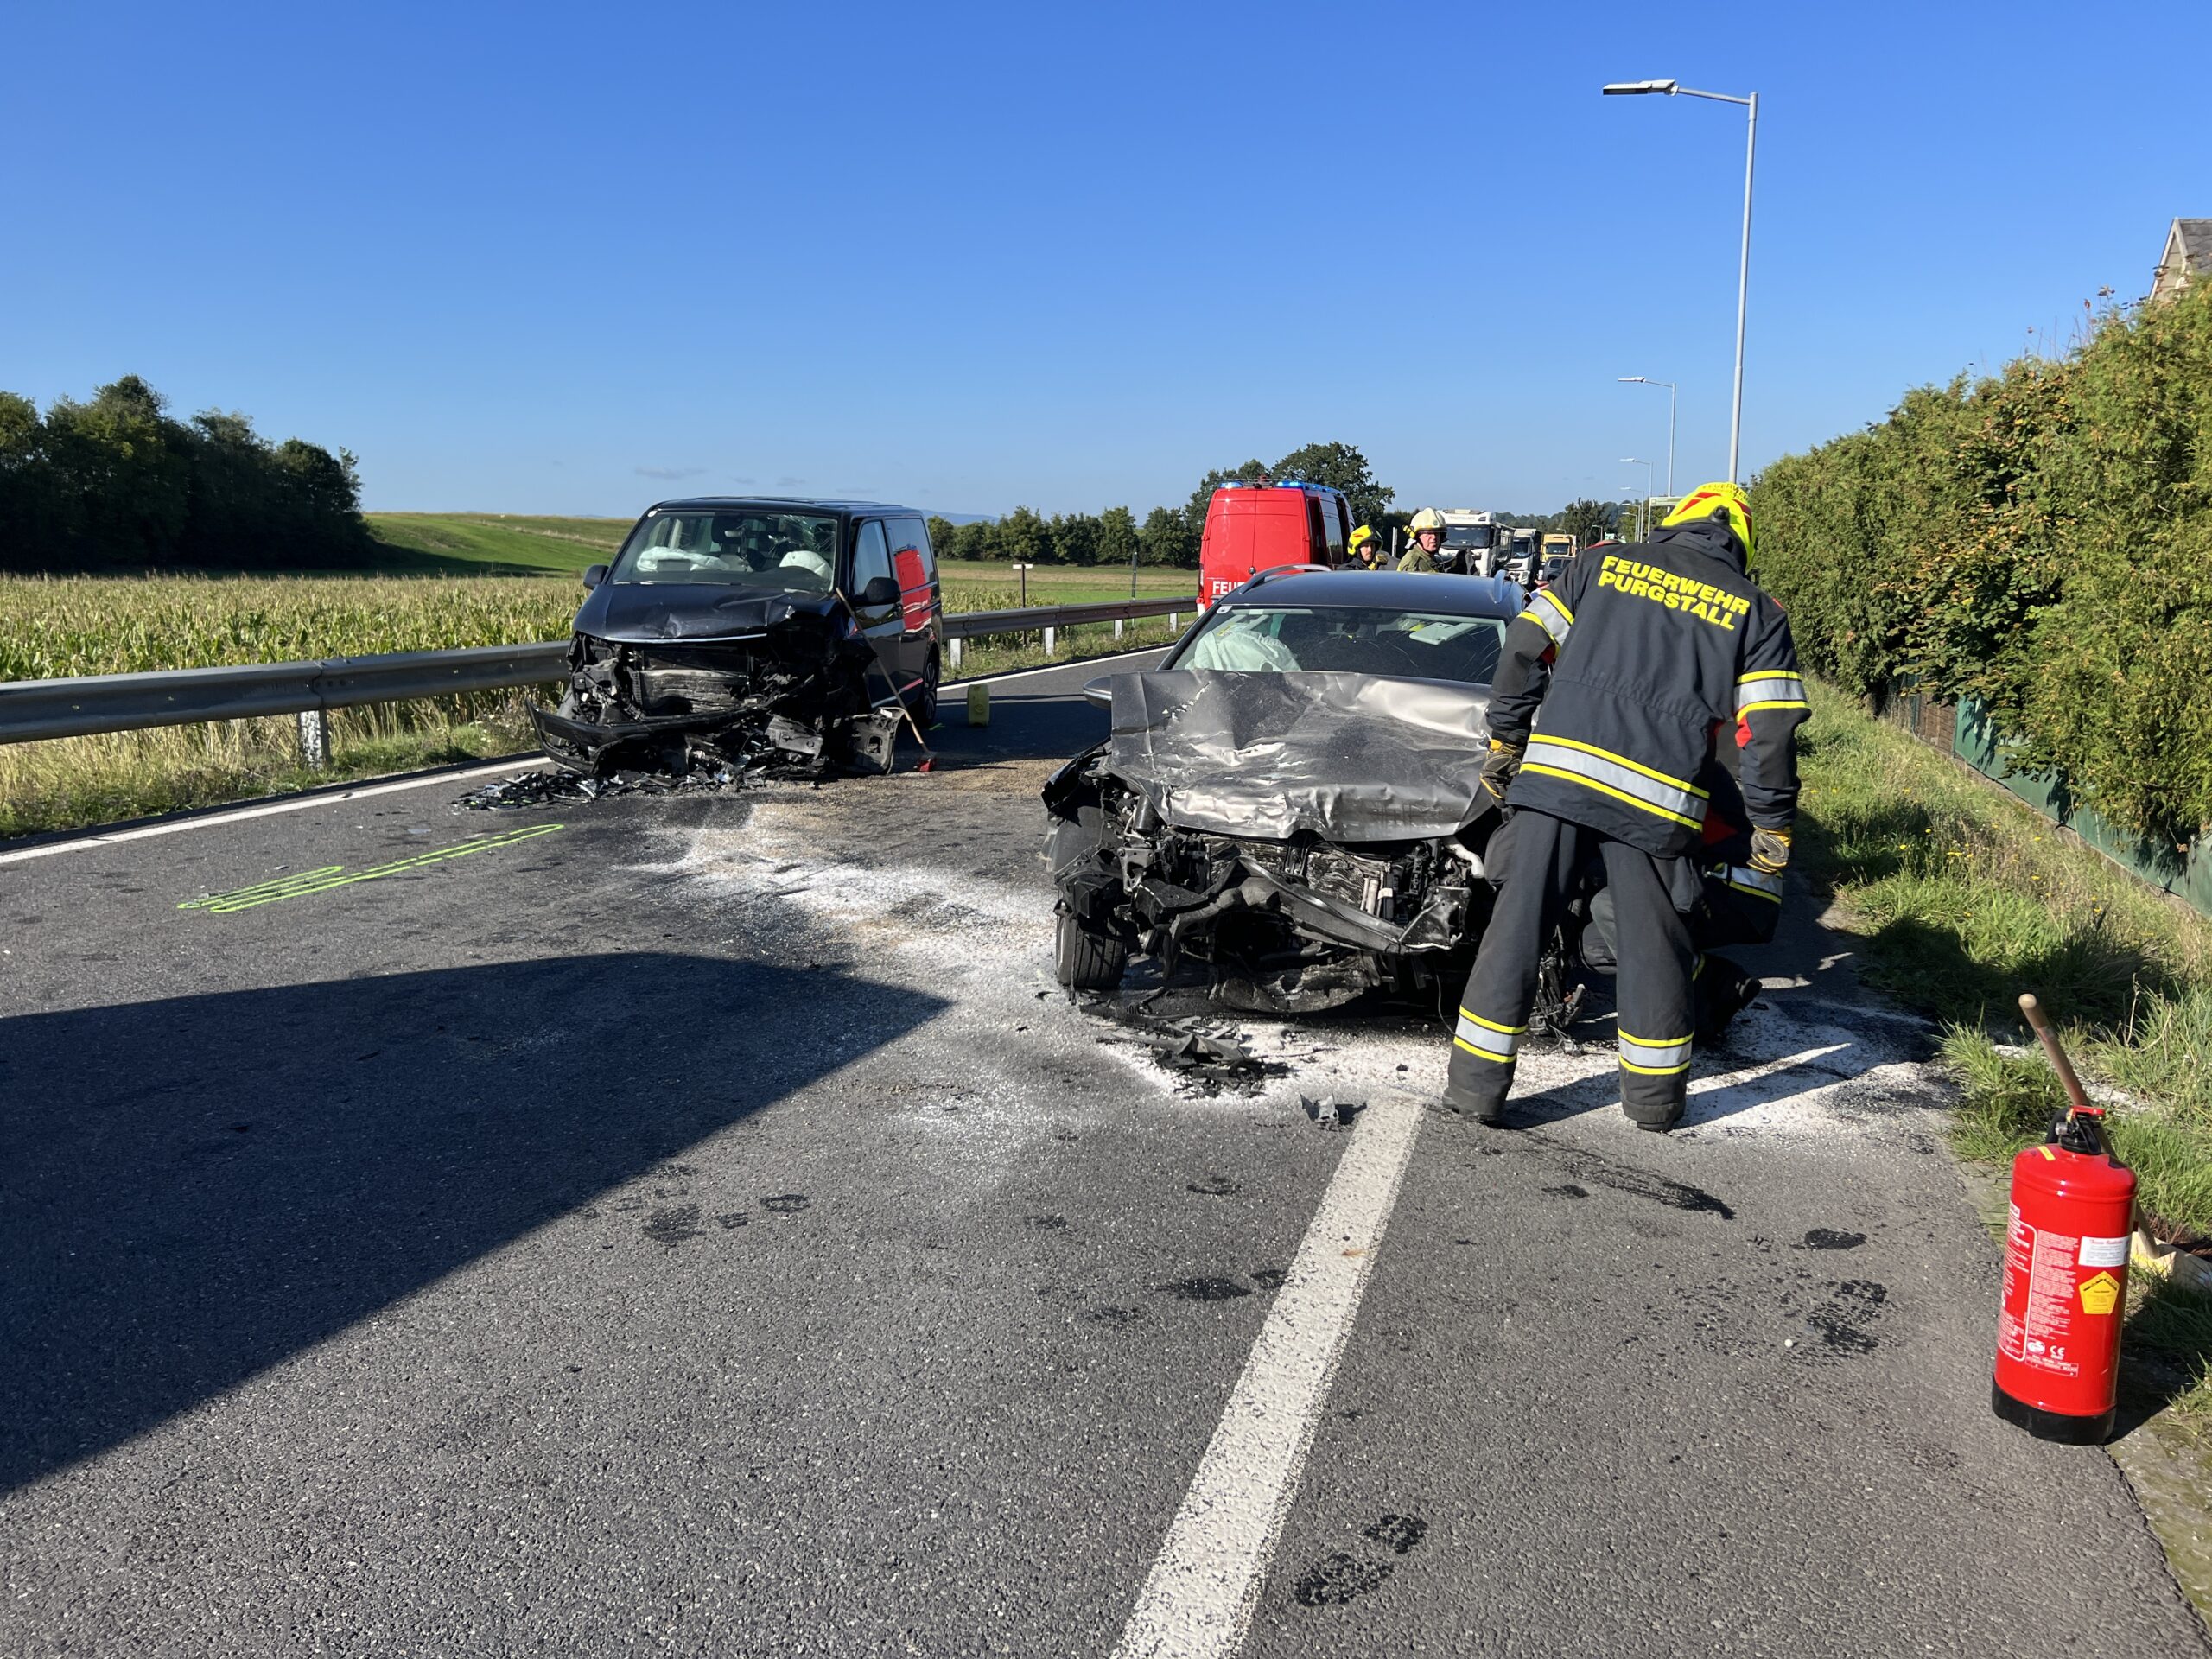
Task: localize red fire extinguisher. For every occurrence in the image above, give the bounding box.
[1993,994,2136,1443]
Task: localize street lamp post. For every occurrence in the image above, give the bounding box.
[1619,458,1655,537]
[1617,376,1677,499]
[1602,79,1758,484]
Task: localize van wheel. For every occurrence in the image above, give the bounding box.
[1055,910,1127,991]
[906,652,941,728]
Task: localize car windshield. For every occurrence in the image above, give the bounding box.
[608,510,839,590]
[1442,524,1497,549]
[1174,603,1510,684]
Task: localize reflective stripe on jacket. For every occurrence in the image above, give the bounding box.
[1484,518,1808,856]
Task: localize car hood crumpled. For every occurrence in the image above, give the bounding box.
[1107,671,1494,842]
[576,582,843,644]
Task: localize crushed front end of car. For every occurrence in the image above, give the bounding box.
[532,591,899,779]
[1043,671,1503,1013]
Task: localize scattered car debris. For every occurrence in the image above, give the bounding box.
[459,761,749,810]
[1070,998,1289,1096]
[461,707,906,810]
[1301,1094,1366,1130]
[1150,1028,1264,1083]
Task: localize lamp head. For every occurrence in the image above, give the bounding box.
[1601,79,1678,95]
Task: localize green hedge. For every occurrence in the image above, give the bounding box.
[1753,279,2212,848]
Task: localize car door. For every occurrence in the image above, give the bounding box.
[848,518,903,688]
[1316,493,1346,569]
[887,515,939,681]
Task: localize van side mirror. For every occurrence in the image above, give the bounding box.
[858,575,901,608]
[1083,677,1113,709]
[582,563,608,590]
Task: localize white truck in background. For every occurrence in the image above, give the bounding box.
[1438,509,1506,576]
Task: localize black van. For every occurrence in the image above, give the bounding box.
[534,498,944,774]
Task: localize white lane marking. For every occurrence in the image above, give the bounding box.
[1112,1089,1426,1659]
[0,756,553,866]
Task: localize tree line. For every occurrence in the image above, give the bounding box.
[925,438,1620,569]
[921,441,1388,569]
[0,376,369,571]
[0,388,1628,578]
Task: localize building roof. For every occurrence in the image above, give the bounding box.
[2152,219,2212,301]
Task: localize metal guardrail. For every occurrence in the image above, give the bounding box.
[941,594,1187,671]
[944,596,1185,638]
[0,597,1193,750]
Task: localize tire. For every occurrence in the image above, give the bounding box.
[1055,909,1128,991]
[905,652,941,729]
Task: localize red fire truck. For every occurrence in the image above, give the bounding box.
[1197,481,1353,608]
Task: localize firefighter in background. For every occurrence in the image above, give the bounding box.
[1446,482,1808,1132]
[1348,524,1389,570]
[1396,508,1449,572]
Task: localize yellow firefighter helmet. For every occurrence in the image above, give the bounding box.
[1660,482,1756,567]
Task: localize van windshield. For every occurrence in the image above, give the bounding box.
[608,511,839,590]
[1443,525,1498,549]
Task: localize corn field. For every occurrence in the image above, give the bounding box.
[0,574,1180,838]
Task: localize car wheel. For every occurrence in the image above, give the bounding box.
[1055,909,1127,991]
[905,652,941,728]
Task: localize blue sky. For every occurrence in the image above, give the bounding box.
[5,2,2207,519]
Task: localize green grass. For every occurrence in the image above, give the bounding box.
[365,513,632,575]
[2129,1275,2212,1448]
[0,707,544,838]
[950,612,1186,678]
[1794,689,2206,1031]
[934,560,1196,604]
[1940,1031,2212,1440]
[1802,684,2212,1433]
[1937,1030,2212,1239]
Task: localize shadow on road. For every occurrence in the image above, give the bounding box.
[0,952,946,1494]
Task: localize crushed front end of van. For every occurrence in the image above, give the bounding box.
[532,589,899,779]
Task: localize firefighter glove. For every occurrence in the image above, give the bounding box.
[1479,739,1522,804]
[1750,826,1793,874]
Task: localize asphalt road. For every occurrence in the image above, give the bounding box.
[2,651,2202,1657]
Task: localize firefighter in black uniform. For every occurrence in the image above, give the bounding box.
[1446,483,1808,1131]
[1582,759,1783,1042]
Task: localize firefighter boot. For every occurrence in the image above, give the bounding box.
[1444,1016,1520,1124]
[1445,811,1586,1125]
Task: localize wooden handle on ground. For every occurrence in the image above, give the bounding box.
[2018,993,2097,1117]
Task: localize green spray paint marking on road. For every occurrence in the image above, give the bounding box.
[181,823,563,914]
